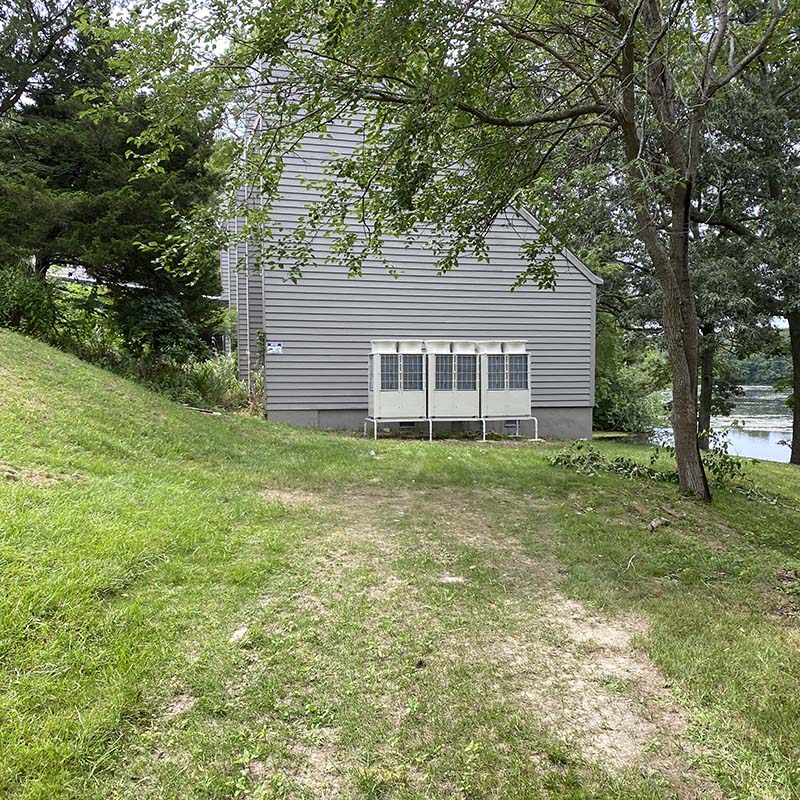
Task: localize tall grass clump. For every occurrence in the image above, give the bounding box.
[176,353,249,410]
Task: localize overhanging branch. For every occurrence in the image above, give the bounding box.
[356,86,609,128]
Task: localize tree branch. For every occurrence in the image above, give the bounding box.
[705,0,786,97]
[689,207,756,240]
[356,86,609,128]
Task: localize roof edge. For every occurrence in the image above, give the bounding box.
[516,208,604,286]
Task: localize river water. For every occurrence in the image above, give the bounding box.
[653,385,793,463]
[710,385,793,463]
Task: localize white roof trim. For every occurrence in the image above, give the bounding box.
[516,208,604,285]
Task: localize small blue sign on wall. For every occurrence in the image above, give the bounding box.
[266,341,283,354]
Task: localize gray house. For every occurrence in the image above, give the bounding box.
[221,122,601,438]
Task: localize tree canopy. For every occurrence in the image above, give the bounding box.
[96,0,798,496]
[0,24,224,361]
[0,0,99,116]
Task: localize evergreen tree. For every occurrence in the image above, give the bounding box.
[0,27,222,360]
[0,0,94,116]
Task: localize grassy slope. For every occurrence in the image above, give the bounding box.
[1,329,799,799]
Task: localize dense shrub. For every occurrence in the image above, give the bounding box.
[0,272,255,412]
[113,294,211,383]
[0,264,58,338]
[50,284,129,369]
[594,315,668,433]
[174,353,249,410]
[594,363,665,433]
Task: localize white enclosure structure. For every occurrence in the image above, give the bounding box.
[368,340,426,419]
[479,340,531,418]
[364,338,537,440]
[426,340,480,419]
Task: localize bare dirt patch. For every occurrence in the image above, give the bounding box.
[436,574,466,584]
[247,759,268,781]
[165,692,196,718]
[293,729,343,797]
[292,590,333,617]
[771,570,800,623]
[261,486,327,510]
[247,729,344,799]
[491,594,719,797]
[331,486,560,582]
[1,463,80,486]
[229,625,249,644]
[260,482,554,573]
[543,596,650,651]
[255,481,716,794]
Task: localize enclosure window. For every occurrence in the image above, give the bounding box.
[402,354,423,390]
[381,354,399,390]
[435,355,453,391]
[456,355,477,391]
[508,354,529,389]
[487,354,505,390]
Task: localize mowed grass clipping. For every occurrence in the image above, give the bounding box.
[1,328,800,800]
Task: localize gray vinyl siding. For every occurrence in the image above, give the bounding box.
[259,253,595,411]
[219,245,229,302]
[219,223,237,304]
[233,120,600,415]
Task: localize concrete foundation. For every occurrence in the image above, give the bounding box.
[268,407,593,439]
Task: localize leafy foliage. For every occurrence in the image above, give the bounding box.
[0,27,223,354]
[549,441,675,482]
[95,0,797,498]
[0,262,58,337]
[593,314,667,433]
[696,61,800,462]
[733,335,792,385]
[173,353,249,410]
[0,22,231,409]
[0,270,246,411]
[113,294,207,378]
[708,362,746,417]
[552,434,791,506]
[0,0,99,116]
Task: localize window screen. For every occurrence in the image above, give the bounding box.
[487,354,505,390]
[435,355,453,390]
[381,354,399,390]
[508,354,529,389]
[402,354,423,390]
[456,355,477,391]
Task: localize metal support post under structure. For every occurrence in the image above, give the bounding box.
[364,415,537,442]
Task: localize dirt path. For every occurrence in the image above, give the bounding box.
[256,484,720,799]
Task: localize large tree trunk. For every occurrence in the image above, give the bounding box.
[661,273,711,499]
[615,0,711,500]
[698,329,714,451]
[789,310,800,466]
[662,182,712,500]
[618,184,711,499]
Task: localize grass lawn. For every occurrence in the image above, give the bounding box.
[1,328,800,800]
